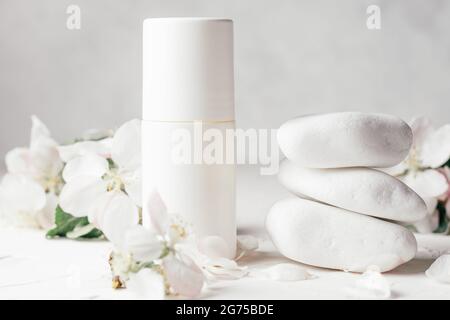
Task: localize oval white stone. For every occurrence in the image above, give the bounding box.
[277,112,413,168]
[278,160,427,222]
[266,198,417,273]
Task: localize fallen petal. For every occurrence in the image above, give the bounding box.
[198,236,233,259]
[426,254,450,284]
[257,263,313,282]
[237,235,259,252]
[203,257,248,280]
[345,266,391,299]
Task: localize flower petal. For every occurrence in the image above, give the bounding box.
[202,257,248,280]
[7,147,62,182]
[63,155,109,183]
[112,119,141,171]
[446,200,450,219]
[438,167,450,201]
[421,124,450,168]
[198,236,233,259]
[163,254,204,298]
[127,268,165,300]
[95,191,139,249]
[30,146,63,179]
[125,225,162,262]
[423,197,438,215]
[256,263,313,282]
[237,235,259,252]
[81,128,114,141]
[5,148,32,175]
[426,254,450,284]
[413,209,439,234]
[57,139,112,163]
[121,168,142,207]
[36,192,58,230]
[145,191,169,235]
[345,266,391,299]
[409,116,434,150]
[401,169,448,198]
[59,176,107,217]
[30,116,57,149]
[379,162,408,177]
[0,174,46,213]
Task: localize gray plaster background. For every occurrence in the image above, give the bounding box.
[1,0,449,171]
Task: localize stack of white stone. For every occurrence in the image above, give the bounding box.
[266,112,428,273]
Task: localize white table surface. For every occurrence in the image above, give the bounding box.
[1,166,450,300]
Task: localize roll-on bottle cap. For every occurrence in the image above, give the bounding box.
[143,18,235,122]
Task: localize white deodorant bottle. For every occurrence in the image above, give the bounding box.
[142,18,236,259]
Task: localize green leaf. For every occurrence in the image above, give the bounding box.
[46,206,103,240]
[67,224,97,239]
[81,227,104,239]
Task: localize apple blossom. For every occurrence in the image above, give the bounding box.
[0,116,63,229]
[385,117,450,233]
[109,191,207,298]
[58,119,142,245]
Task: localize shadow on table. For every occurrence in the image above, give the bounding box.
[387,259,434,275]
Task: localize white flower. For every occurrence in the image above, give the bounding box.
[0,116,63,229]
[110,191,205,298]
[386,117,450,233]
[141,191,204,297]
[59,119,142,245]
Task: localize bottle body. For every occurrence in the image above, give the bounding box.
[142,120,237,259]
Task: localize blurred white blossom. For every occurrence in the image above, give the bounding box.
[0,116,63,229]
[386,117,450,233]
